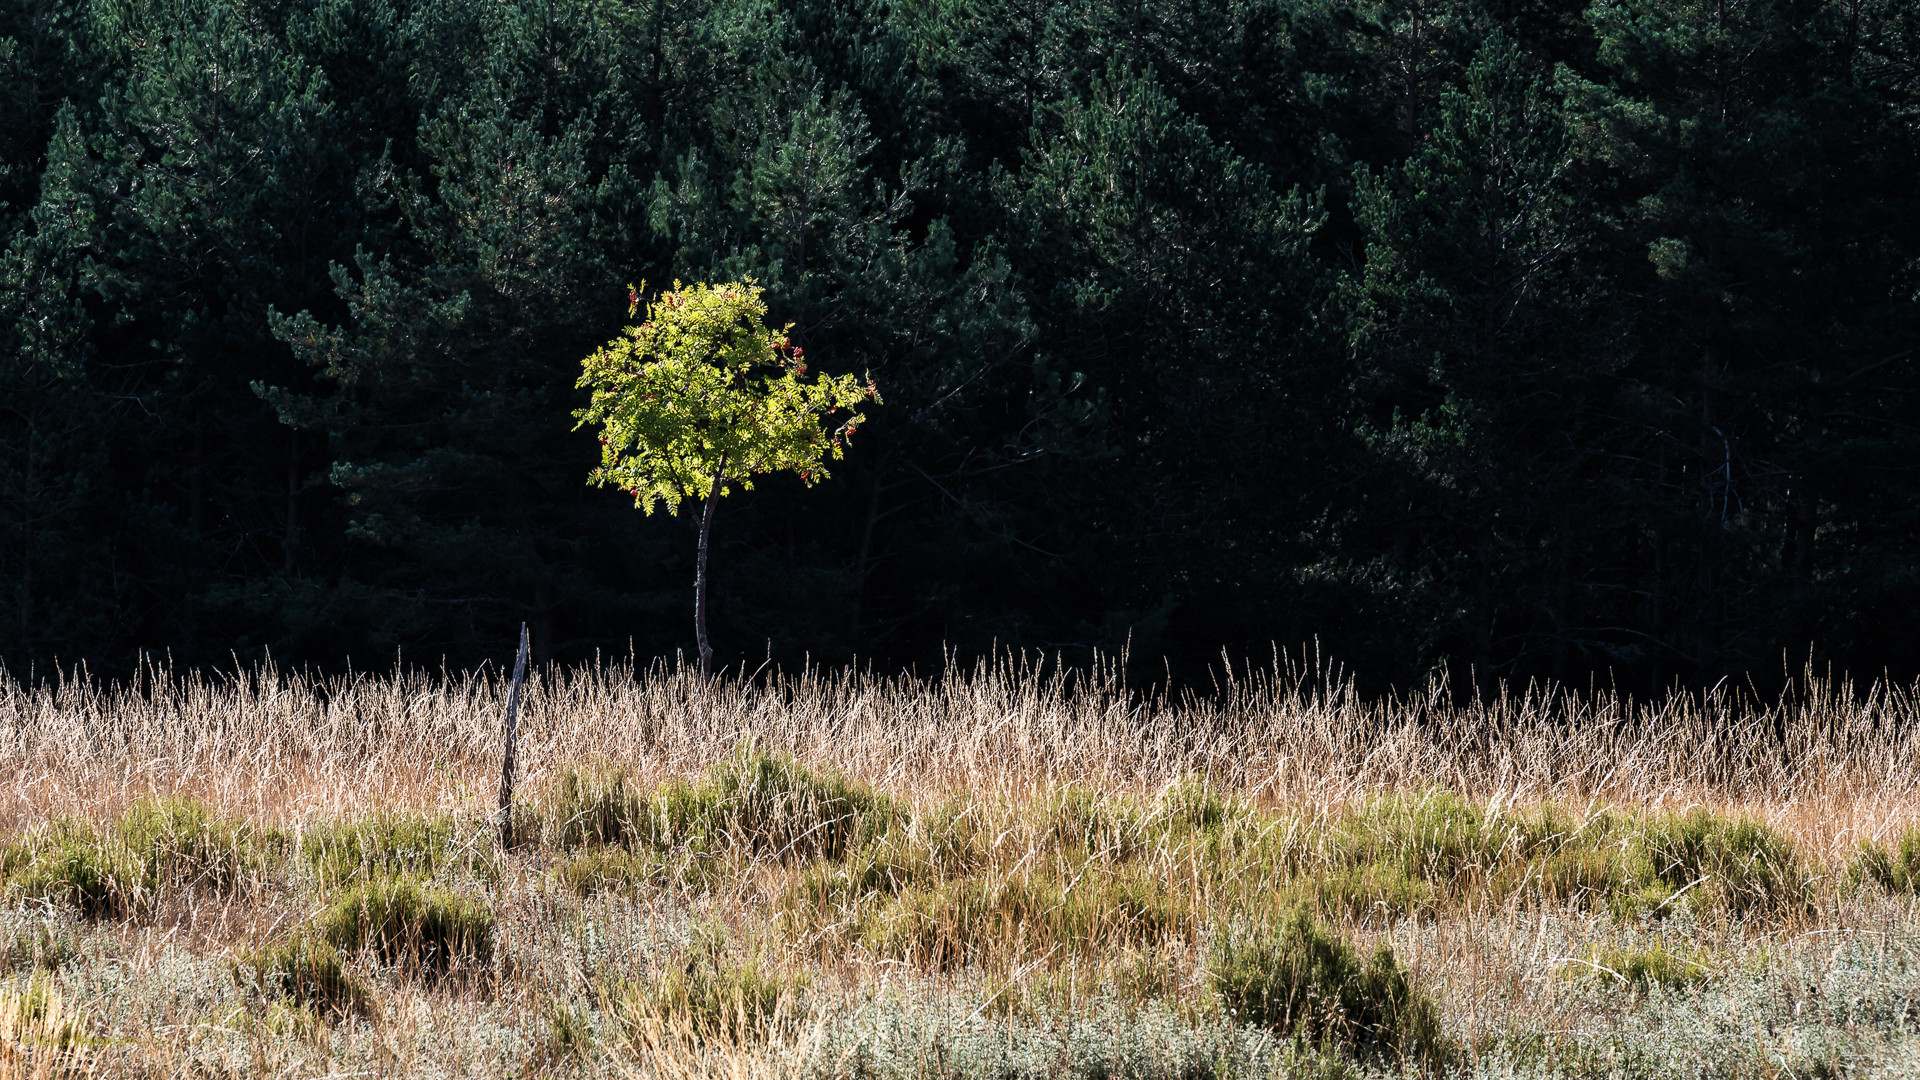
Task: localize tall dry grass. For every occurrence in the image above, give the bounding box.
[4,653,1917,861]
[6,653,1920,1077]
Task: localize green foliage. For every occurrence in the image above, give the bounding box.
[1849,830,1920,895]
[315,875,493,973]
[1284,793,1589,917]
[778,797,986,936]
[1622,810,1810,922]
[857,867,1194,970]
[0,826,142,917]
[1257,796,1810,924]
[3,0,1919,685]
[1207,908,1445,1065]
[300,812,485,887]
[1330,792,1513,881]
[239,936,374,1018]
[1156,780,1240,835]
[1043,788,1148,860]
[619,927,808,1042]
[545,749,901,862]
[543,764,651,849]
[2,798,280,917]
[1570,941,1712,992]
[575,281,878,513]
[1292,863,1435,922]
[665,747,902,861]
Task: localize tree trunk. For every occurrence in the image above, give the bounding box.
[695,477,720,676]
[497,622,529,849]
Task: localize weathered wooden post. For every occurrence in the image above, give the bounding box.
[497,622,530,849]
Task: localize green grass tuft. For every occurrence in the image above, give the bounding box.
[316,874,493,973]
[660,746,902,861]
[619,927,807,1042]
[1292,861,1436,921]
[544,764,651,848]
[2,797,281,917]
[1850,828,1920,894]
[1,825,144,917]
[301,811,483,887]
[546,748,901,863]
[1622,809,1810,921]
[858,867,1194,970]
[1570,941,1712,991]
[1157,779,1239,834]
[1044,788,1146,860]
[240,936,374,1017]
[1208,907,1446,1066]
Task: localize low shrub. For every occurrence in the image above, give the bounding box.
[1156,779,1239,834]
[1850,828,1920,894]
[1571,941,1712,991]
[0,827,143,917]
[1525,841,1627,905]
[1623,809,1810,921]
[1207,907,1445,1066]
[544,764,650,848]
[316,875,493,973]
[859,867,1193,969]
[1293,861,1434,921]
[546,748,902,863]
[659,747,902,862]
[1307,802,1808,923]
[1317,793,1579,912]
[302,812,481,887]
[1334,792,1499,879]
[240,936,373,1017]
[1044,788,1147,860]
[779,799,989,949]
[619,928,807,1042]
[2,798,279,917]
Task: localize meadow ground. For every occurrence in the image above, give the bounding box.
[2,653,1919,1078]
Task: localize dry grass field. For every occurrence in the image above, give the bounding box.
[2,652,1919,1078]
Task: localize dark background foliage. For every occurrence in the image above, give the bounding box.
[2,0,1916,693]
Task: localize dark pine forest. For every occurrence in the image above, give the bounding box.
[2,0,1917,691]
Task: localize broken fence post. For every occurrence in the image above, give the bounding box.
[498,622,530,849]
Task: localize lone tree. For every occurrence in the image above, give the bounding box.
[575,281,877,674]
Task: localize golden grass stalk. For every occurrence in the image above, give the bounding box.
[0,980,92,1080]
[4,654,1916,864]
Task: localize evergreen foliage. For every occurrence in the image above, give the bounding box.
[0,0,1915,688]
